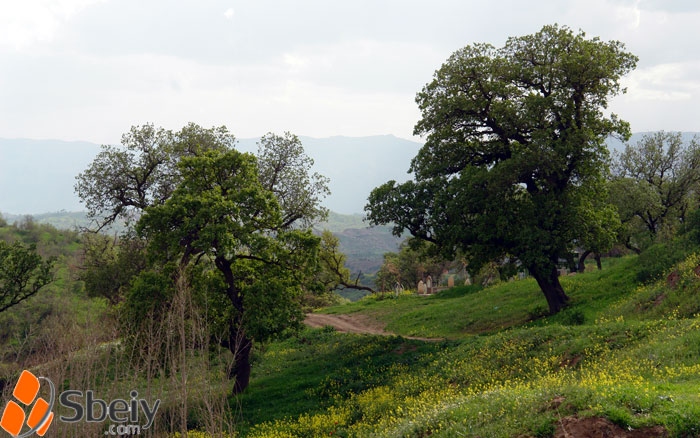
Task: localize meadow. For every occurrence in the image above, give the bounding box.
[239,254,700,437]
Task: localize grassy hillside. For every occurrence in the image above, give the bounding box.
[235,254,700,437]
[0,221,107,374]
[321,257,638,338]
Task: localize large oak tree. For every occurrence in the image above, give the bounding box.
[366,25,637,314]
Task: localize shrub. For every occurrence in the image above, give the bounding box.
[635,238,695,283]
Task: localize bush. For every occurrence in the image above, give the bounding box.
[635,238,695,284]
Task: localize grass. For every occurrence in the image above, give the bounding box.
[237,328,452,432]
[321,256,639,339]
[231,253,700,437]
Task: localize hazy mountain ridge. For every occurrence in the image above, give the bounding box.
[3,132,699,215]
[0,134,422,215]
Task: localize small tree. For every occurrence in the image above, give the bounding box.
[0,241,54,313]
[366,25,636,314]
[78,234,147,305]
[315,231,375,294]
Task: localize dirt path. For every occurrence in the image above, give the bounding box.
[304,313,443,341]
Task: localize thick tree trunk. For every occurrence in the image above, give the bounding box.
[594,253,602,270]
[577,250,592,272]
[532,268,570,314]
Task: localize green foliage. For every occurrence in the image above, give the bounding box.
[0,223,107,366]
[612,131,700,249]
[366,25,637,313]
[560,308,586,326]
[120,269,175,330]
[0,240,54,313]
[635,238,695,284]
[78,234,147,305]
[137,149,319,342]
[375,239,456,291]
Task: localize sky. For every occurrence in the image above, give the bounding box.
[0,0,700,144]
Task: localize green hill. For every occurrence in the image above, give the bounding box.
[237,254,700,437]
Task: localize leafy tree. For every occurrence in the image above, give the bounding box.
[366,25,637,314]
[78,234,147,305]
[75,123,235,231]
[76,125,330,233]
[315,231,375,294]
[574,193,621,271]
[0,241,54,313]
[611,131,700,252]
[137,150,320,394]
[256,132,330,228]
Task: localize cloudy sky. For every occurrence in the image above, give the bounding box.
[0,0,699,144]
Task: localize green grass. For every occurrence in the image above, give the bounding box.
[234,254,700,437]
[237,328,452,432]
[242,318,700,437]
[321,256,639,339]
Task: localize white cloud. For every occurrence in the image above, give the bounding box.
[2,0,700,143]
[0,0,104,50]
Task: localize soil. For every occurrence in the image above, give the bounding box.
[303,313,443,341]
[554,416,668,438]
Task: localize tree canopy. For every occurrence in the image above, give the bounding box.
[366,25,637,314]
[0,241,54,313]
[76,123,331,394]
[610,131,700,252]
[137,149,320,393]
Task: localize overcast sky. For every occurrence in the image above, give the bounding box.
[0,0,699,144]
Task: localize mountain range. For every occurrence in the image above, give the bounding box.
[2,132,699,215]
[0,134,422,215]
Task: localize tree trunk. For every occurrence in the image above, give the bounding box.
[215,256,253,395]
[230,333,252,394]
[577,250,592,272]
[532,267,570,314]
[594,253,602,270]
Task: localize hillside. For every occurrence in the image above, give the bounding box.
[237,253,700,437]
[1,210,402,278]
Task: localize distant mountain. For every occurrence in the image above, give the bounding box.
[0,134,422,215]
[0,138,100,213]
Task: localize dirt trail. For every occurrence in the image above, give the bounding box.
[304,313,443,341]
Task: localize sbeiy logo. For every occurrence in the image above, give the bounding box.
[1,370,161,436]
[1,370,55,437]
